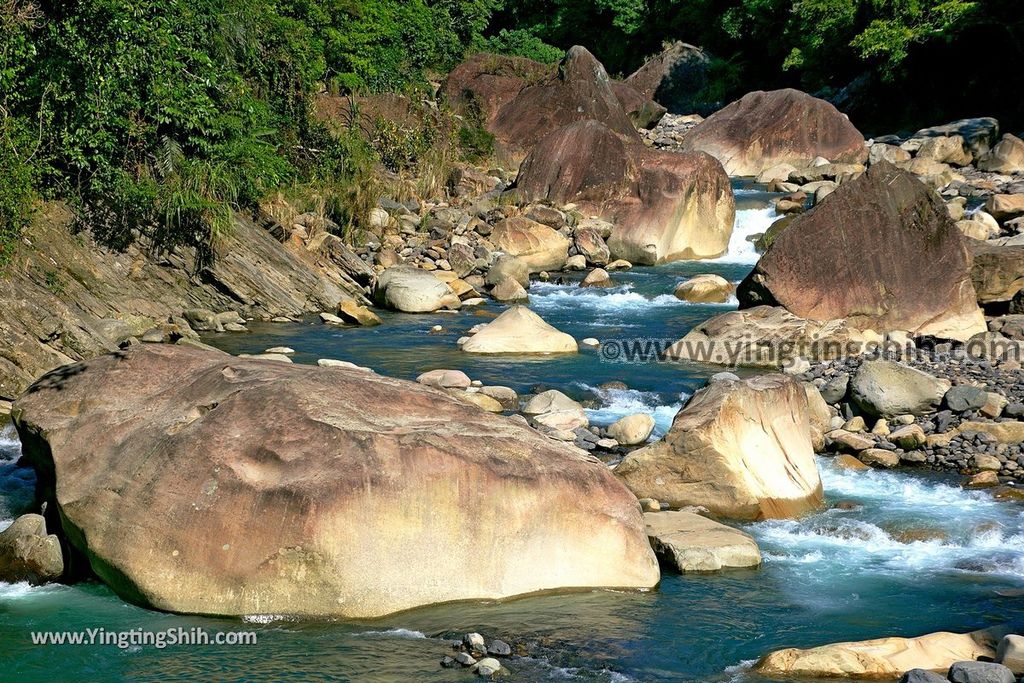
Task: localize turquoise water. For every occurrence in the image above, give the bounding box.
[2,187,1023,682]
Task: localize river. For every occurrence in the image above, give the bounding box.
[2,185,1022,682]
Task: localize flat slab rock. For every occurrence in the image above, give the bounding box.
[644,511,761,572]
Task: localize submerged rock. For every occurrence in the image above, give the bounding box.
[644,511,761,572]
[461,306,578,354]
[755,627,1005,679]
[13,345,658,618]
[615,374,823,520]
[680,89,867,176]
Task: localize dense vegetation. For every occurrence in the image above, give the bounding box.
[1,0,1021,267]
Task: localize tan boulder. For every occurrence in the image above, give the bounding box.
[461,306,578,354]
[12,345,659,618]
[515,120,735,265]
[914,135,973,166]
[337,299,383,326]
[669,306,878,367]
[979,134,1024,174]
[674,274,734,303]
[0,514,64,584]
[615,374,823,520]
[490,276,529,303]
[607,414,656,446]
[644,511,761,572]
[375,266,461,313]
[680,89,867,176]
[581,268,612,288]
[754,628,1005,679]
[490,217,570,273]
[986,194,1024,222]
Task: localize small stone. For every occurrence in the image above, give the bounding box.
[463,632,486,654]
[859,448,900,469]
[472,658,502,677]
[996,634,1024,674]
[974,453,1003,471]
[441,656,459,669]
[320,312,345,325]
[638,498,661,512]
[963,471,1000,489]
[581,338,600,348]
[264,347,295,355]
[843,416,866,432]
[889,424,926,449]
[834,454,870,471]
[416,369,471,389]
[900,669,949,683]
[487,640,513,657]
[945,385,988,412]
[455,652,477,666]
[871,418,890,436]
[607,414,656,446]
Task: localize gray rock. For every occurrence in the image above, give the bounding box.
[463,632,486,653]
[900,669,949,683]
[947,660,1016,683]
[0,514,64,584]
[374,266,461,313]
[851,360,951,417]
[473,657,502,676]
[945,386,989,412]
[455,652,478,666]
[820,373,849,404]
[487,640,512,657]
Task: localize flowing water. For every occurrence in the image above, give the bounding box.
[2,185,1023,682]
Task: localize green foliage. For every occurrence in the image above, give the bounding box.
[482,29,563,63]
[0,116,37,266]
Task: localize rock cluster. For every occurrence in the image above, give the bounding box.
[440,632,514,678]
[797,349,1024,484]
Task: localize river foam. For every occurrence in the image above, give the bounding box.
[577,383,685,439]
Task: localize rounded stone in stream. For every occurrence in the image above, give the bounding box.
[487,640,512,657]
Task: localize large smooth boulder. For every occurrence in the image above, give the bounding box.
[680,89,867,176]
[850,360,951,418]
[514,120,735,265]
[624,42,711,115]
[755,628,1004,679]
[738,162,986,341]
[489,217,570,273]
[0,514,64,584]
[669,306,878,367]
[968,240,1024,305]
[12,345,658,618]
[461,306,578,354]
[607,413,656,446]
[615,374,823,520]
[375,266,461,313]
[986,195,1024,222]
[644,511,761,572]
[978,134,1024,174]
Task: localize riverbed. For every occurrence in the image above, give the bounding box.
[2,187,1023,682]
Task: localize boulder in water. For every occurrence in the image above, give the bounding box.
[514,120,735,265]
[615,374,823,520]
[644,510,761,572]
[489,217,570,273]
[947,661,1016,683]
[680,89,867,176]
[978,134,1024,174]
[755,627,1006,679]
[12,345,658,618]
[607,414,655,446]
[738,162,986,341]
[674,274,734,303]
[461,306,577,354]
[375,266,462,313]
[0,514,64,584]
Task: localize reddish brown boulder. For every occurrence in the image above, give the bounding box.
[624,41,711,115]
[13,345,659,618]
[443,47,638,162]
[737,162,986,341]
[611,80,667,130]
[440,52,551,127]
[680,89,867,176]
[514,120,735,264]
